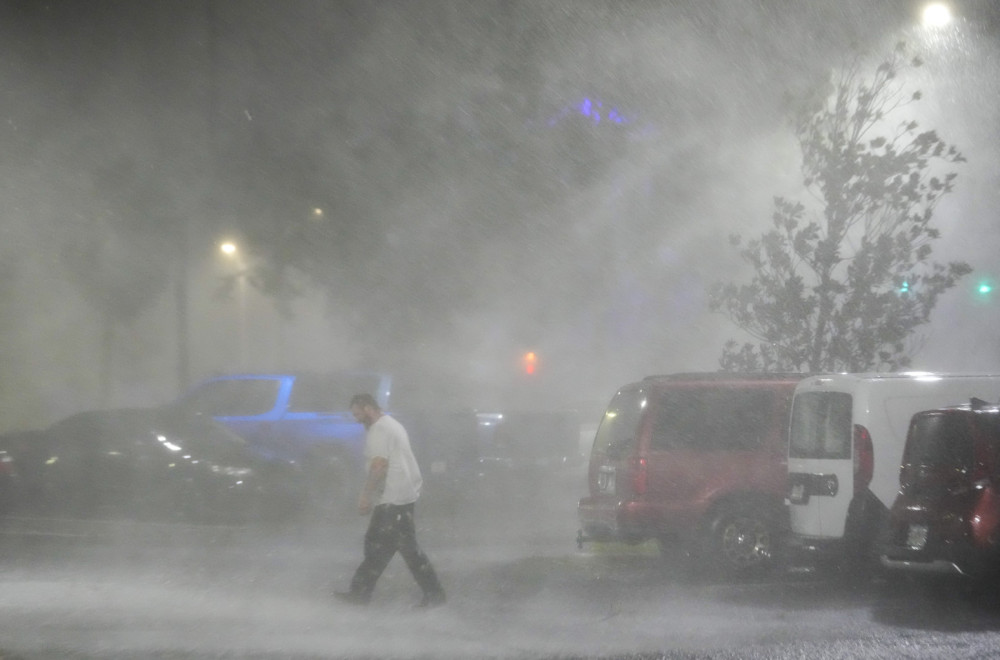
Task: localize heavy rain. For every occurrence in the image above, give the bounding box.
[1,1,1000,658]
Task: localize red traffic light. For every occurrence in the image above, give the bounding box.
[523,351,537,375]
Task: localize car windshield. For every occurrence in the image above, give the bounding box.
[904,412,973,470]
[789,391,853,459]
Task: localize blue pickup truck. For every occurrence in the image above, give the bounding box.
[171,372,479,515]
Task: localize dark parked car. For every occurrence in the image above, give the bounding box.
[578,372,809,575]
[880,398,1000,579]
[0,408,306,523]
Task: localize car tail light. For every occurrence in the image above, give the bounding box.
[853,424,874,494]
[970,484,1000,548]
[628,456,648,496]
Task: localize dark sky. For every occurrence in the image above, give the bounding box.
[1,1,998,422]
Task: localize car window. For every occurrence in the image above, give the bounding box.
[789,391,852,459]
[592,388,645,457]
[287,373,384,413]
[650,387,773,451]
[179,379,282,417]
[904,412,972,470]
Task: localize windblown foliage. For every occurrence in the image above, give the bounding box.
[710,44,970,372]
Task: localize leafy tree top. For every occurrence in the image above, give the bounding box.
[710,43,970,373]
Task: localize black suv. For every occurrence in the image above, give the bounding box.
[880,398,1000,579]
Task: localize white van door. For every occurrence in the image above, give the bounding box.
[787,390,854,538]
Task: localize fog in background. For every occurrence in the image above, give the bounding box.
[1,1,999,430]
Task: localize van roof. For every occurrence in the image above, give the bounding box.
[642,372,811,383]
[797,372,1000,386]
[922,397,1000,414]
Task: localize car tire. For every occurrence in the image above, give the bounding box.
[706,503,780,576]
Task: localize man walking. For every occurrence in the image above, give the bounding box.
[335,393,446,608]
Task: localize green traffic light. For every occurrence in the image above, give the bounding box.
[979,283,993,295]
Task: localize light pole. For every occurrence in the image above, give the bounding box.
[175,225,192,394]
[219,240,248,370]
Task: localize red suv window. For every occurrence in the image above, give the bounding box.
[650,387,774,451]
[591,388,646,457]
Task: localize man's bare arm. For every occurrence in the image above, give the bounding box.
[358,456,388,515]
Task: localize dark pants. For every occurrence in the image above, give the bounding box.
[349,503,444,601]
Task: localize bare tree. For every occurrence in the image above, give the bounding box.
[710,43,970,373]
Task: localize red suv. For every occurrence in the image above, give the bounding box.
[880,399,1000,579]
[577,372,808,574]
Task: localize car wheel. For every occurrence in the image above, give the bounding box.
[304,453,356,519]
[708,504,778,575]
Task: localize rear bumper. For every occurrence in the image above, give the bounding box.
[880,501,1000,578]
[879,555,966,575]
[577,497,662,544]
[879,541,995,578]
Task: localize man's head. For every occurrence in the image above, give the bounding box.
[349,393,381,427]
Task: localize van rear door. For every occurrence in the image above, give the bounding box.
[588,386,646,500]
[787,390,854,538]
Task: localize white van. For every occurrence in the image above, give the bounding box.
[786,373,1000,565]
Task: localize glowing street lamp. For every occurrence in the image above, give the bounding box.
[921,3,952,29]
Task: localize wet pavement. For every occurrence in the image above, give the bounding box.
[1,485,1000,658]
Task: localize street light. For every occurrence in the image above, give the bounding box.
[922,3,952,29]
[219,240,247,369]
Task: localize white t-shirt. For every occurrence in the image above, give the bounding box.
[366,414,423,506]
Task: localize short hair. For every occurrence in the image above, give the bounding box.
[349,393,380,410]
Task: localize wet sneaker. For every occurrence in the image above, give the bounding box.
[415,591,446,609]
[333,591,370,606]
